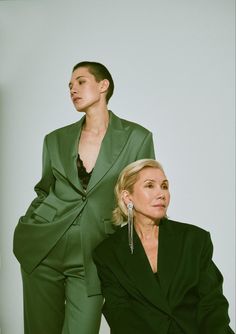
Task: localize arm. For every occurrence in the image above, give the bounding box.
[136,132,155,160]
[93,254,146,334]
[197,232,234,334]
[23,135,55,220]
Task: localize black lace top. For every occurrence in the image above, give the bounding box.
[77,154,93,190]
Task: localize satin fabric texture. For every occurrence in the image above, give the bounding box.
[13,110,155,296]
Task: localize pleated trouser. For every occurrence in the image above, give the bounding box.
[21,220,103,334]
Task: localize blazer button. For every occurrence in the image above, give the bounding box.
[82,196,86,201]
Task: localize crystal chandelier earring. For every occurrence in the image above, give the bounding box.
[127,202,134,254]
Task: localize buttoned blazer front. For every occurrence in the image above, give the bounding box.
[13,111,155,295]
[93,219,234,334]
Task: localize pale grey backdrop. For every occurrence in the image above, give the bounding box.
[0,1,235,333]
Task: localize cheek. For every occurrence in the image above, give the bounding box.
[166,193,170,206]
[87,88,98,99]
[131,192,145,207]
[137,191,151,202]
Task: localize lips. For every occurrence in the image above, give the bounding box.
[153,204,166,208]
[72,97,81,103]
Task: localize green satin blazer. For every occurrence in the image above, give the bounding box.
[93,219,234,334]
[13,111,155,295]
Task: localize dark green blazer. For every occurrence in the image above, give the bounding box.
[93,219,234,334]
[13,111,155,295]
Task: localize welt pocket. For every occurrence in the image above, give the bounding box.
[33,202,57,222]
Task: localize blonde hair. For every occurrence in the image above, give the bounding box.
[113,159,164,225]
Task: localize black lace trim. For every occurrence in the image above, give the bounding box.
[77,154,93,190]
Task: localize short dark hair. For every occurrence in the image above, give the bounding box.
[72,61,114,103]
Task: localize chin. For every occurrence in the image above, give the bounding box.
[152,213,166,221]
[75,106,86,113]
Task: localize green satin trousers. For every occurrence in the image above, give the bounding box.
[21,222,103,334]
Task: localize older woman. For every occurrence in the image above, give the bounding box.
[93,159,234,334]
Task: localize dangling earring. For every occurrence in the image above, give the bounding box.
[127,202,134,254]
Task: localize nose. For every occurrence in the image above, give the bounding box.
[70,82,78,96]
[156,191,165,200]
[70,87,76,96]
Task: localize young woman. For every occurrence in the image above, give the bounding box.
[93,159,234,334]
[13,62,155,334]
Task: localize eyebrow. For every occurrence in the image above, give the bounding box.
[68,76,86,88]
[143,179,169,183]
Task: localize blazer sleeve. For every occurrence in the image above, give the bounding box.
[93,253,147,334]
[23,135,55,220]
[197,232,234,334]
[136,132,155,160]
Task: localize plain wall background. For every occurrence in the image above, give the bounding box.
[0,1,235,333]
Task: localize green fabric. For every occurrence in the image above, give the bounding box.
[13,111,155,295]
[93,219,234,334]
[21,224,103,334]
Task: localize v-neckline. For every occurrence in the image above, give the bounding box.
[134,226,160,275]
[77,154,94,175]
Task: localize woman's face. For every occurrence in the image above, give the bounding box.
[69,67,105,112]
[129,167,170,224]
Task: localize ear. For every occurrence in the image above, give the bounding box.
[99,79,110,94]
[121,190,133,206]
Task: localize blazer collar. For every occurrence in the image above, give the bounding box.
[87,111,130,193]
[114,219,184,313]
[62,115,85,194]
[62,111,130,194]
[157,219,185,297]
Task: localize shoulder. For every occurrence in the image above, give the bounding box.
[97,225,126,249]
[111,111,152,135]
[93,225,127,260]
[164,218,210,239]
[45,121,79,138]
[167,219,207,232]
[43,121,81,147]
[121,118,152,135]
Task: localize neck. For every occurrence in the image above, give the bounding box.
[83,107,109,133]
[134,218,159,241]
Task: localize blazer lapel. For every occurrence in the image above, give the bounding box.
[114,220,185,314]
[59,117,85,194]
[116,225,171,314]
[157,219,185,297]
[87,111,130,193]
